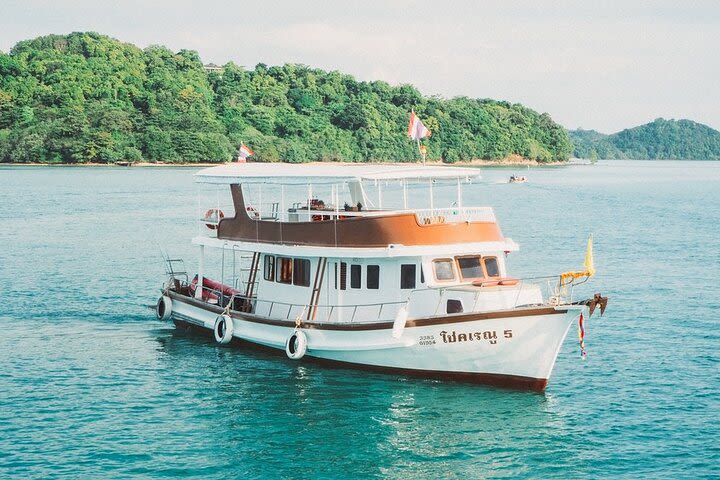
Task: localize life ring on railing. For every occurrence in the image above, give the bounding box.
[285,329,307,360]
[214,314,234,344]
[156,295,172,320]
[204,209,224,230]
[246,206,259,219]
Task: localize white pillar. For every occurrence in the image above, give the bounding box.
[195,245,205,299]
[307,184,312,221]
[429,180,434,211]
[456,177,463,209]
[281,185,285,220]
[402,180,408,210]
[258,184,262,219]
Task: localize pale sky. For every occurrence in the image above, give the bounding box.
[1,0,719,133]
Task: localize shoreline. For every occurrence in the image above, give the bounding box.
[0,157,570,168]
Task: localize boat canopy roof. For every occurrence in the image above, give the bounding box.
[195,163,482,185]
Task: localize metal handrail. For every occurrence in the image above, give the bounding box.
[198,204,496,225]
[181,273,576,323]
[406,274,575,314]
[181,281,406,324]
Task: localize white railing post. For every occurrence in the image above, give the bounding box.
[195,245,205,299]
[403,179,408,210]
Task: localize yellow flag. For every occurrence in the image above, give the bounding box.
[560,234,596,285]
[584,234,595,277]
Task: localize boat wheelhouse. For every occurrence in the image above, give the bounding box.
[156,163,603,390]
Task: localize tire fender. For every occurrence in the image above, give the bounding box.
[156,295,172,321]
[214,314,234,344]
[285,329,308,360]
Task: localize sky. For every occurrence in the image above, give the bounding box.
[1,0,719,133]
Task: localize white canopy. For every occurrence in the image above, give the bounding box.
[194,162,482,184]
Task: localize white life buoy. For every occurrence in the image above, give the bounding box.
[156,295,172,320]
[214,314,234,344]
[285,329,307,360]
[204,208,224,230]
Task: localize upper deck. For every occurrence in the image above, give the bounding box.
[194,162,484,185]
[194,163,517,254]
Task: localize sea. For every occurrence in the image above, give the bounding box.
[0,160,718,479]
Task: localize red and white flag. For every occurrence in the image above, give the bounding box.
[407,111,431,140]
[237,142,254,162]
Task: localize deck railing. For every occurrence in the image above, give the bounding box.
[199,205,496,233]
[188,283,406,324]
[412,275,576,317]
[181,274,575,324]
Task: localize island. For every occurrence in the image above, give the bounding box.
[0,32,572,165]
[569,118,720,160]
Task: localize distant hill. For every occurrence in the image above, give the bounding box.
[0,32,572,164]
[569,119,720,160]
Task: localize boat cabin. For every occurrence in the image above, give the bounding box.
[181,163,543,324]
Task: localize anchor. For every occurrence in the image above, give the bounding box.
[585,293,609,317]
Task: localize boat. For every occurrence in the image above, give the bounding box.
[155,163,606,390]
[509,174,527,183]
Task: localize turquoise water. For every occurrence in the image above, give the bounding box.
[0,161,718,478]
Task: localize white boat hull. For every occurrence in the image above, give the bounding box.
[168,292,582,390]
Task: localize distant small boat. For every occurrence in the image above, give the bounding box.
[509,175,527,183]
[116,161,133,167]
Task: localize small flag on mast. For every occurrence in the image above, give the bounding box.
[407,111,431,140]
[237,142,254,162]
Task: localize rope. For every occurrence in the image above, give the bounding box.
[295,305,307,329]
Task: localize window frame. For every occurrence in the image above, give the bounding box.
[455,255,484,280]
[432,258,456,282]
[350,264,362,289]
[293,258,311,287]
[339,262,347,290]
[276,256,293,284]
[400,264,417,290]
[263,255,275,282]
[483,256,500,278]
[367,265,379,290]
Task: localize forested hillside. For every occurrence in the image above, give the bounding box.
[569,119,720,160]
[0,32,572,164]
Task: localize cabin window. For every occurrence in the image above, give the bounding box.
[367,265,379,289]
[457,256,483,279]
[277,257,293,284]
[263,255,275,281]
[483,256,500,277]
[340,262,347,290]
[433,259,455,281]
[350,264,362,289]
[293,258,311,287]
[401,264,416,289]
[447,299,464,314]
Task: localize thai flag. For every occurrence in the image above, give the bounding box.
[407,111,431,140]
[237,142,254,162]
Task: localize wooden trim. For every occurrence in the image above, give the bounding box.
[217,184,504,248]
[168,291,566,331]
